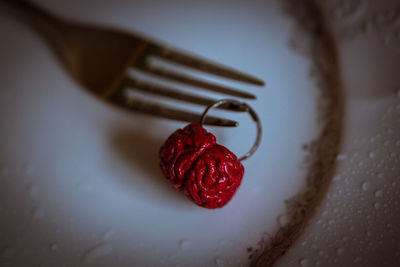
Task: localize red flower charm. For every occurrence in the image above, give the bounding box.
[159,123,244,209]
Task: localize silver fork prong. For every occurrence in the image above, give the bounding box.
[109,91,238,126]
[147,43,265,86]
[123,78,247,112]
[140,65,256,99]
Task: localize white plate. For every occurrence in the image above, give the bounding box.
[0,1,330,266]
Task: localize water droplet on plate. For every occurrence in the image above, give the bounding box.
[81,243,113,264]
[336,154,347,160]
[31,207,44,219]
[375,190,383,197]
[179,239,192,250]
[24,163,34,176]
[299,258,310,266]
[27,183,39,197]
[102,228,114,239]
[337,247,345,255]
[369,152,375,159]
[361,181,370,191]
[374,202,381,209]
[215,257,224,266]
[384,140,390,146]
[49,243,58,251]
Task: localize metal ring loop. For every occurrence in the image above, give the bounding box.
[200,99,262,162]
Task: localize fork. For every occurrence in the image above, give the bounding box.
[5,0,265,126]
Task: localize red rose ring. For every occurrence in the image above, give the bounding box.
[159,99,262,209]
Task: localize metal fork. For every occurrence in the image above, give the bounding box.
[5,0,265,126]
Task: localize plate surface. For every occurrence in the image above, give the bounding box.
[0,0,332,266]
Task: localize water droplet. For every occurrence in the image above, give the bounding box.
[369,152,375,159]
[359,161,364,167]
[375,190,383,197]
[168,254,176,260]
[102,228,114,239]
[81,243,113,264]
[322,210,329,216]
[1,246,16,258]
[31,207,44,219]
[27,183,39,197]
[179,239,192,250]
[329,219,335,225]
[336,154,347,160]
[378,173,384,179]
[396,140,400,146]
[374,202,381,209]
[369,137,375,143]
[299,258,310,266]
[24,164,34,176]
[391,152,397,157]
[333,207,339,213]
[384,140,390,146]
[215,258,224,266]
[333,175,341,181]
[354,256,362,263]
[301,241,307,246]
[361,182,370,191]
[337,247,345,255]
[218,239,227,246]
[49,243,58,251]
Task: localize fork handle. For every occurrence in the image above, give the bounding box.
[4,0,64,25]
[4,0,74,60]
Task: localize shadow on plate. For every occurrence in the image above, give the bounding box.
[108,123,193,209]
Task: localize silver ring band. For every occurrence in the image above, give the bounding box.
[200,99,262,161]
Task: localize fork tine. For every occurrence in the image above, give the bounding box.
[140,66,256,99]
[123,78,246,112]
[109,91,238,126]
[148,43,265,86]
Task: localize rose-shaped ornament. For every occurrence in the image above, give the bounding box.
[159,99,262,209]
